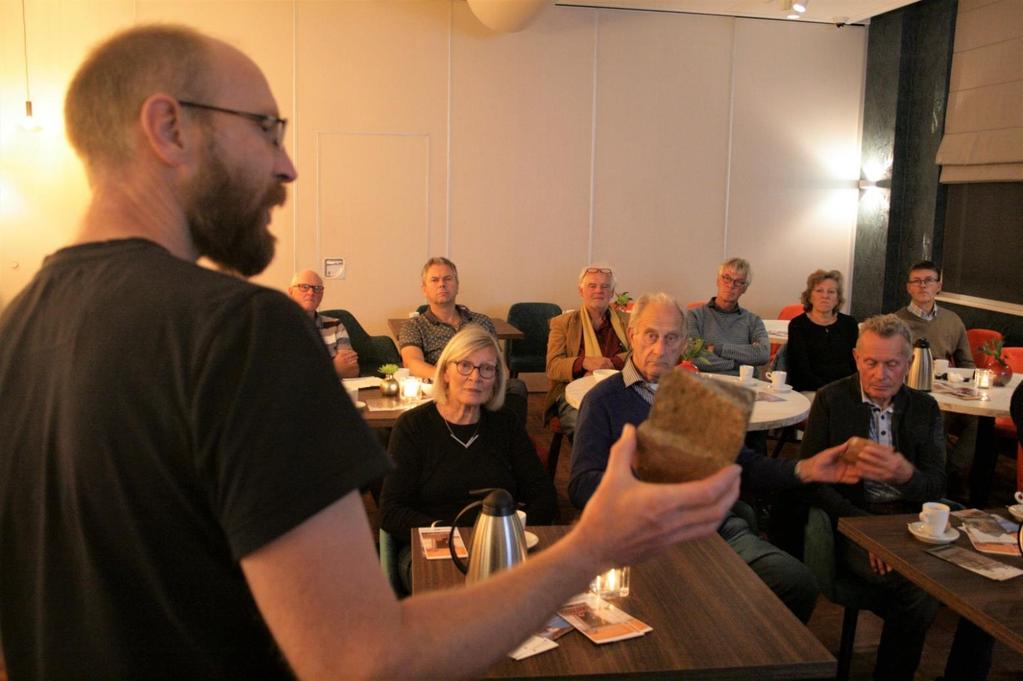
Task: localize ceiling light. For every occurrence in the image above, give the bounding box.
[793,1,808,12]
[19,0,40,132]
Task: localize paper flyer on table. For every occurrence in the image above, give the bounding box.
[507,615,573,660]
[417,526,468,560]
[927,544,1023,581]
[557,593,651,645]
[341,376,382,390]
[953,510,1021,557]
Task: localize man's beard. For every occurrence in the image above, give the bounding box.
[186,144,286,277]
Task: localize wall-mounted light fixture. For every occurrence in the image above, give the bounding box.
[782,0,808,20]
[19,0,41,132]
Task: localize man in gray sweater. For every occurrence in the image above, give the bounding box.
[685,257,770,376]
[894,260,976,502]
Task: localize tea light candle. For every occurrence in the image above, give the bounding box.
[402,377,421,400]
[975,369,993,390]
[590,566,631,598]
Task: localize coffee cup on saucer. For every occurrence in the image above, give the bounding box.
[919,502,950,537]
[933,358,950,380]
[765,370,787,390]
[738,364,754,384]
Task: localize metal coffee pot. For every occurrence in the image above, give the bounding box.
[449,488,526,584]
[906,337,933,391]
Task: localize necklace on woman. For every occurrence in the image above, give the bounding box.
[444,418,480,449]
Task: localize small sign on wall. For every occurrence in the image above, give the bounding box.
[324,258,345,280]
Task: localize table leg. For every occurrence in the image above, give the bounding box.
[968,416,996,507]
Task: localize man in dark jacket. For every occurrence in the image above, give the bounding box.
[801,313,987,681]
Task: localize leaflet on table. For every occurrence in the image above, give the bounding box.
[927,544,1023,581]
[557,593,652,645]
[952,510,1022,557]
[418,526,468,560]
[340,376,382,390]
[932,383,984,400]
[755,391,785,403]
[507,615,573,660]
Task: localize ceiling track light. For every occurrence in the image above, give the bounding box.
[781,0,808,17]
[20,0,41,132]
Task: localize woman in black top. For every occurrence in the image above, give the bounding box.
[786,269,858,392]
[379,324,557,592]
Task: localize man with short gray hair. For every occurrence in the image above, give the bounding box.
[685,257,770,375]
[287,269,359,378]
[543,264,630,436]
[800,313,948,681]
[572,292,861,623]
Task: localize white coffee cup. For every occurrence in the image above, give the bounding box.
[1015,491,1023,505]
[593,368,618,383]
[738,364,754,383]
[919,502,950,537]
[933,359,950,378]
[766,370,787,389]
[516,509,527,529]
[345,384,360,406]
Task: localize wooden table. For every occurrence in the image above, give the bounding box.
[388,317,525,342]
[929,373,1022,506]
[839,512,1023,655]
[564,374,811,432]
[352,386,428,429]
[413,526,835,680]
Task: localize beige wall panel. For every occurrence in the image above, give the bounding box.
[449,4,596,316]
[137,1,297,292]
[295,0,450,297]
[0,1,133,309]
[317,132,429,335]
[727,19,864,318]
[592,10,733,307]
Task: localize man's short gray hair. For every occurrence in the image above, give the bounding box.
[718,257,752,284]
[421,257,458,283]
[577,264,617,291]
[627,292,686,336]
[431,325,507,411]
[858,314,913,357]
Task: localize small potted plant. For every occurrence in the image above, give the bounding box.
[678,337,712,373]
[378,363,401,397]
[979,339,1013,387]
[611,292,634,313]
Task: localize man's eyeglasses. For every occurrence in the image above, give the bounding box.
[908,277,939,287]
[585,267,613,276]
[720,274,749,288]
[292,283,324,294]
[453,360,497,379]
[178,100,288,147]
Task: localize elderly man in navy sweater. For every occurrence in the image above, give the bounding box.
[570,292,859,622]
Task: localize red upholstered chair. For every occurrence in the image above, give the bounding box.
[770,304,804,363]
[967,328,1003,368]
[778,303,804,321]
[993,347,1023,439]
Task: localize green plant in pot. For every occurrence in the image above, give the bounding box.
[378,363,401,397]
[979,339,1013,387]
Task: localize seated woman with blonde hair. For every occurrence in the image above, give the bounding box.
[786,269,858,392]
[379,324,557,592]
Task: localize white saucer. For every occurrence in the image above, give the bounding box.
[769,384,793,393]
[524,531,539,550]
[1007,505,1023,522]
[907,521,960,545]
[354,401,367,409]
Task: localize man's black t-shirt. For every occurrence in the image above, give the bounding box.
[0,239,390,679]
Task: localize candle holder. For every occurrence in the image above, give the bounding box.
[590,566,630,599]
[401,377,422,402]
